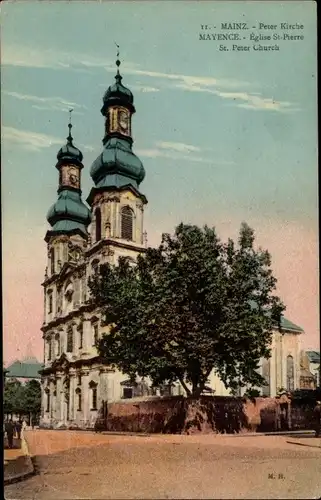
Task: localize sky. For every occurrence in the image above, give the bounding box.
[1,1,318,365]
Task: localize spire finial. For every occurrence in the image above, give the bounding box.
[115,42,122,83]
[67,108,73,144]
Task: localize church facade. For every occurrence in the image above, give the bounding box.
[40,61,303,429]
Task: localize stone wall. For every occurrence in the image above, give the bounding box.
[94,395,315,434]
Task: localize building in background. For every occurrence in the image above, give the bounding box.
[209,317,303,398]
[300,350,320,389]
[5,357,42,384]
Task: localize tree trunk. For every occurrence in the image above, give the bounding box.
[192,383,205,398]
[178,377,191,396]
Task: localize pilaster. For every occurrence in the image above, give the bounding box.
[82,369,90,425]
[69,369,77,421]
[56,373,64,422]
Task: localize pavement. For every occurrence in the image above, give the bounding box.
[4,430,321,499]
[4,434,35,485]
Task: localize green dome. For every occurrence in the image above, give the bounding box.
[56,124,83,166]
[57,143,83,163]
[103,73,133,105]
[47,190,91,236]
[101,72,135,115]
[90,137,145,189]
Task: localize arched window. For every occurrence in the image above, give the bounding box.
[262,358,271,396]
[64,281,73,303]
[75,387,82,411]
[45,388,50,412]
[67,327,73,353]
[50,248,55,275]
[286,355,294,392]
[95,207,102,242]
[121,206,134,241]
[47,339,52,361]
[78,323,83,350]
[89,381,98,410]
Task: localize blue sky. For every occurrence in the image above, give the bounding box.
[1,1,318,363]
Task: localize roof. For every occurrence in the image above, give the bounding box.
[280,317,304,333]
[6,359,43,379]
[306,351,320,363]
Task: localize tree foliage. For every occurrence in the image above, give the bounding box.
[89,222,285,396]
[4,378,41,416]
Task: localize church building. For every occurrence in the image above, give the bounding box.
[40,58,149,428]
[40,58,303,429]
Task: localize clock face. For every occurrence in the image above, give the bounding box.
[69,173,78,186]
[119,110,129,132]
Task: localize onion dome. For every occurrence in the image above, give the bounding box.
[101,58,135,114]
[103,72,134,106]
[90,137,145,190]
[46,114,91,238]
[47,190,91,227]
[56,123,83,167]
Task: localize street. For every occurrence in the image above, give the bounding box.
[4,430,321,499]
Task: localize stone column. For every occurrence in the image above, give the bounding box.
[82,369,90,427]
[115,202,120,238]
[69,369,77,422]
[111,202,116,237]
[56,373,64,423]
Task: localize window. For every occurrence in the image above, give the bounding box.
[77,374,82,386]
[48,292,53,314]
[67,327,73,353]
[57,287,62,314]
[79,324,83,350]
[50,248,55,274]
[95,208,102,242]
[76,388,82,411]
[45,389,50,412]
[89,381,98,410]
[64,282,73,303]
[47,339,52,361]
[92,323,99,346]
[123,387,133,399]
[287,355,294,392]
[81,275,87,302]
[55,334,60,357]
[121,206,133,241]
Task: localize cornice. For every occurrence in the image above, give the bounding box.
[40,355,111,376]
[85,238,146,258]
[42,262,87,287]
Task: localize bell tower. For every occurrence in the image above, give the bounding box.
[44,113,91,281]
[87,48,147,258]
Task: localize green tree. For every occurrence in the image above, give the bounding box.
[89,222,285,397]
[23,379,41,416]
[4,379,25,415]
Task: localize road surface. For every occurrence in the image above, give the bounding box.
[4,430,321,499]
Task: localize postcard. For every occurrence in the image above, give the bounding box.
[2,1,319,499]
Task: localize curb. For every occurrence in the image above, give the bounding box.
[4,434,36,486]
[228,430,315,438]
[286,440,321,450]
